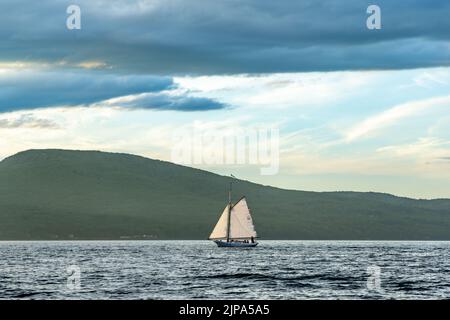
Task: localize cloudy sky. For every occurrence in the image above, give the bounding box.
[1,0,449,199]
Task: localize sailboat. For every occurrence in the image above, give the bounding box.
[208,181,258,247]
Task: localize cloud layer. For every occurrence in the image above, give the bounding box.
[0,114,59,129]
[1,0,449,74]
[0,69,173,112]
[105,92,228,111]
[0,67,226,112]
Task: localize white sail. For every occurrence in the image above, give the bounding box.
[229,197,257,239]
[209,205,230,239]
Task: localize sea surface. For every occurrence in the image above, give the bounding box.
[0,241,449,300]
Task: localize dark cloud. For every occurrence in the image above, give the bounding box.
[0,68,227,112]
[1,0,448,113]
[0,114,59,129]
[0,69,173,112]
[1,0,449,74]
[114,93,228,111]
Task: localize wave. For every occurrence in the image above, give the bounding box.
[194,272,361,283]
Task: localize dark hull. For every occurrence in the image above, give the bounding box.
[214,240,258,248]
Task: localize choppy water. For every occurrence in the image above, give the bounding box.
[0,241,449,299]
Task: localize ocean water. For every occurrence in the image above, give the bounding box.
[0,241,449,300]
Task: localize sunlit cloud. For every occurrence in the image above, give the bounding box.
[377,137,450,160]
[0,113,59,129]
[76,61,110,69]
[345,95,450,142]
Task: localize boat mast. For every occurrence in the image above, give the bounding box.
[226,180,232,242]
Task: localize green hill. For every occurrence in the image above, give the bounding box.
[0,149,449,240]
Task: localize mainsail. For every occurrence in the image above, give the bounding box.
[209,197,257,240]
[229,197,257,239]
